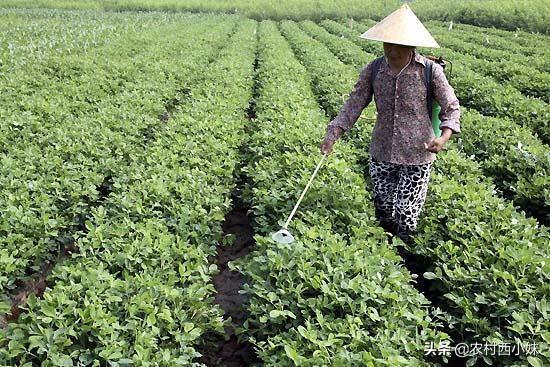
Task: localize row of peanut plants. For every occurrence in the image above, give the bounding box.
[0,19,258,365]
[1,14,170,308]
[0,10,206,147]
[0,0,400,21]
[0,8,165,73]
[409,0,549,34]
[2,9,235,324]
[422,23,549,102]
[350,20,550,144]
[290,20,548,366]
[429,20,550,52]
[325,18,549,73]
[3,0,549,33]
[0,14,237,311]
[233,20,449,367]
[316,19,549,225]
[424,20,549,62]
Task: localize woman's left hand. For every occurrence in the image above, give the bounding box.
[425,128,452,153]
[424,137,447,153]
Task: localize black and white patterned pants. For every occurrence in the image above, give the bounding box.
[368,158,432,241]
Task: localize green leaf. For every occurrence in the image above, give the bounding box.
[284,345,300,364]
[423,272,437,280]
[183,322,194,333]
[527,356,543,367]
[269,310,282,318]
[0,300,10,314]
[28,335,45,351]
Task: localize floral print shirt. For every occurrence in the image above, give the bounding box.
[326,52,461,165]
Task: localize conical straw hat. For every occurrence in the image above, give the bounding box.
[359,4,440,48]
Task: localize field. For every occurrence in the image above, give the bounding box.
[0,3,549,367]
[1,0,549,33]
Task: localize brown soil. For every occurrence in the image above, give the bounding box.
[199,206,260,366]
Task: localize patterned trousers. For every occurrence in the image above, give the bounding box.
[368,158,432,242]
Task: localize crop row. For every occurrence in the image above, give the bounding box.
[424,20,549,62]
[0,15,237,315]
[4,0,550,34]
[444,21,550,51]
[316,19,549,224]
[0,19,258,365]
[351,18,549,101]
[456,111,549,225]
[0,11,211,146]
[0,0,400,22]
[408,0,550,34]
[1,18,179,307]
[233,19,450,367]
[291,20,549,366]
[423,26,549,101]
[0,9,200,79]
[0,8,143,72]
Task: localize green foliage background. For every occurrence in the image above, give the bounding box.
[1,0,549,33]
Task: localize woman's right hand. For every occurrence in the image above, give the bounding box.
[321,126,343,155]
[320,136,335,155]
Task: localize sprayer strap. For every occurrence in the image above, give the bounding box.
[425,59,434,121]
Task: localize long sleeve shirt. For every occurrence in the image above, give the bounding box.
[326,52,461,165]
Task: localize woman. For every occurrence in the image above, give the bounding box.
[320,4,461,244]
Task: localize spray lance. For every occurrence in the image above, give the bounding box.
[426,55,453,137]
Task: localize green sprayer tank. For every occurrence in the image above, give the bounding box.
[432,102,442,137]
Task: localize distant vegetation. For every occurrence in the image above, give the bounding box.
[1,0,548,33]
